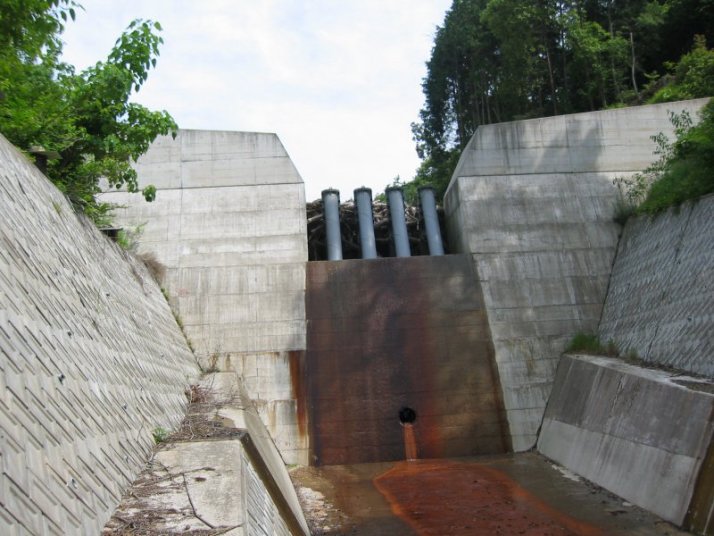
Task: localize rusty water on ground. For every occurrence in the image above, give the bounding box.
[290,453,690,536]
[374,460,602,535]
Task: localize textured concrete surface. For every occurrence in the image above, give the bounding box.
[104,372,309,535]
[305,255,509,465]
[444,98,709,451]
[599,194,714,377]
[0,133,199,534]
[538,354,714,526]
[101,130,309,464]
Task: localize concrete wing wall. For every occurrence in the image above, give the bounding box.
[444,98,709,451]
[101,130,309,464]
[538,354,714,527]
[599,194,714,376]
[0,134,199,534]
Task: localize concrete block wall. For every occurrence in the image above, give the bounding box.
[599,194,714,376]
[101,130,309,464]
[444,98,709,451]
[538,354,714,528]
[0,134,199,534]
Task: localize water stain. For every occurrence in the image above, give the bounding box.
[288,350,308,439]
[373,460,604,535]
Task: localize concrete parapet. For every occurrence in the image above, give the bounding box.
[101,130,309,464]
[599,194,714,377]
[0,133,199,534]
[104,372,309,535]
[538,354,714,529]
[444,99,709,451]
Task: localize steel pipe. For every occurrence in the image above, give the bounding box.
[354,187,377,259]
[386,186,411,257]
[322,189,343,260]
[419,186,445,256]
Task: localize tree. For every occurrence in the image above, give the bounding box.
[407,0,713,203]
[0,1,176,224]
[649,35,714,102]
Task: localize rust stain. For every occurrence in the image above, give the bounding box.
[373,460,604,536]
[403,424,418,461]
[288,350,308,439]
[305,256,510,465]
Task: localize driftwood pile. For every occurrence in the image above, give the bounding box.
[306,199,446,261]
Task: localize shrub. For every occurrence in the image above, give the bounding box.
[565,333,618,356]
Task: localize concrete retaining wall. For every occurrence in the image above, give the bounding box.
[0,134,198,534]
[538,354,714,527]
[101,130,309,465]
[599,194,714,376]
[444,98,709,451]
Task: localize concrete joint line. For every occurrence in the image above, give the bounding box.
[150,181,302,192]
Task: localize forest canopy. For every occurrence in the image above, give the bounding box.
[408,0,714,201]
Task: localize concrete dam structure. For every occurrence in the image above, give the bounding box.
[1,97,712,534]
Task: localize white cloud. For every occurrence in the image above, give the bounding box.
[60,0,451,200]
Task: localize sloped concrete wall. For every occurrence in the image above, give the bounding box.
[444,98,709,451]
[0,134,198,534]
[101,130,309,464]
[538,354,714,527]
[599,194,714,376]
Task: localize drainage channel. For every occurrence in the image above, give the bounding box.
[290,452,690,535]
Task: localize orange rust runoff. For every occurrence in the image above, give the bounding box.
[373,460,603,536]
[403,424,418,461]
[288,350,308,439]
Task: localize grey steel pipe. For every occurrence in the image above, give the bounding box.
[354,187,377,259]
[321,189,343,260]
[386,186,411,257]
[418,186,445,256]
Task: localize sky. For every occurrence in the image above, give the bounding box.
[60,0,452,201]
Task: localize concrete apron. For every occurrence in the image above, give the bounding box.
[103,372,309,535]
[291,453,690,535]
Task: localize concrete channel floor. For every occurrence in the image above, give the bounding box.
[290,453,691,535]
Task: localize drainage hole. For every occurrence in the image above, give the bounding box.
[399,406,416,424]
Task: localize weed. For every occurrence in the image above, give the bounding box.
[566,333,618,356]
[52,201,62,215]
[115,223,146,252]
[185,384,209,404]
[172,309,184,330]
[614,100,714,215]
[204,353,220,374]
[152,426,169,444]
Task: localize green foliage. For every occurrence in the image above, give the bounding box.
[649,35,714,103]
[152,426,169,444]
[615,99,714,215]
[406,0,714,202]
[115,223,145,252]
[0,4,177,224]
[566,333,618,356]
